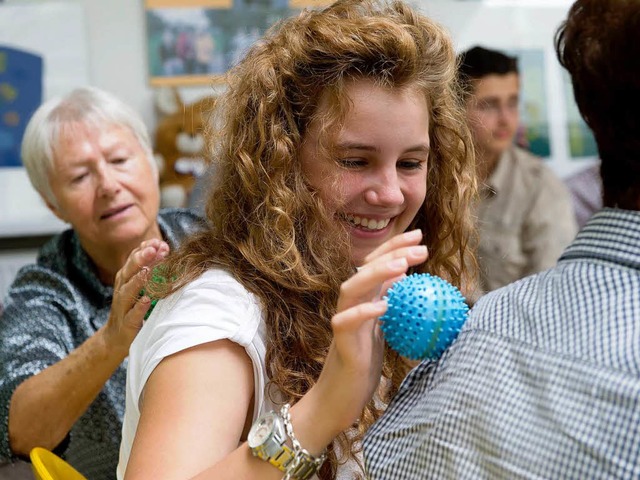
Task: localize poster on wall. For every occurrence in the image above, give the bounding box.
[0,46,43,168]
[0,4,88,236]
[145,0,329,87]
[563,71,597,159]
[507,49,551,158]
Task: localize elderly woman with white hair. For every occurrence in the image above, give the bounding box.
[0,87,203,480]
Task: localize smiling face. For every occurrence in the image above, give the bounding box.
[466,73,520,170]
[47,122,161,265]
[300,79,429,266]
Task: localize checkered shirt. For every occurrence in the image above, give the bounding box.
[364,208,640,480]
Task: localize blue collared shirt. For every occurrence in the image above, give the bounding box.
[364,208,640,479]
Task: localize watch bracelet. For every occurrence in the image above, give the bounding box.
[283,450,321,480]
[280,403,327,480]
[254,443,295,472]
[248,410,294,473]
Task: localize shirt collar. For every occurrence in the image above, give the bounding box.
[157,212,179,250]
[69,232,113,303]
[69,214,170,303]
[560,207,640,271]
[482,148,511,197]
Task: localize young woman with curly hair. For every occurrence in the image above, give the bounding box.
[118,0,477,479]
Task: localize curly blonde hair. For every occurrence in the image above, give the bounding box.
[156,0,477,477]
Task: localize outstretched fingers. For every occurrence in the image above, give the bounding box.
[313,231,429,433]
[363,229,424,264]
[110,239,170,340]
[121,267,152,311]
[115,239,170,289]
[338,257,410,312]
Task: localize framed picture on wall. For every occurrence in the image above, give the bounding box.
[0,46,43,169]
[562,70,597,159]
[0,3,87,237]
[507,49,551,158]
[144,0,328,86]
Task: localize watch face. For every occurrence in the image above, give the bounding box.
[248,412,276,447]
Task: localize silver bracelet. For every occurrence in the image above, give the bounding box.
[280,403,327,480]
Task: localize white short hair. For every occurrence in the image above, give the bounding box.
[21,86,157,206]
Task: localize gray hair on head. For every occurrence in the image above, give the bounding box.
[21,86,156,206]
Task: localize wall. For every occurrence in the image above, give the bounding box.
[3,0,583,149]
[4,0,218,131]
[112,0,594,178]
[81,0,226,133]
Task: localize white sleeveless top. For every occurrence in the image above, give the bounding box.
[117,268,361,479]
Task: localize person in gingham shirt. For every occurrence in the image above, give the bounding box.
[364,1,640,478]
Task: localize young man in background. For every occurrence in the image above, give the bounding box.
[461,46,577,292]
[365,3,640,477]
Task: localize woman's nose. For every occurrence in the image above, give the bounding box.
[364,169,404,206]
[96,167,120,197]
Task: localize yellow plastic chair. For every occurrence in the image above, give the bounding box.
[29,447,87,480]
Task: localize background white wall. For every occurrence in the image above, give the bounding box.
[4,0,577,133]
[3,0,218,131]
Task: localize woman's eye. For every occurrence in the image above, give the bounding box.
[398,160,424,170]
[111,157,127,165]
[71,173,88,184]
[338,158,366,169]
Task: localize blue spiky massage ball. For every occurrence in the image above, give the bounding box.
[380,273,469,360]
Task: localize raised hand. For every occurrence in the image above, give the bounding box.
[295,230,428,452]
[105,239,170,355]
